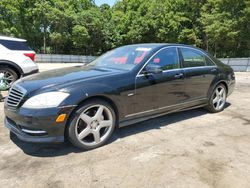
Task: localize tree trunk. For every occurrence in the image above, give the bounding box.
[206,39,209,51]
[43,27,46,54]
[214,42,217,57]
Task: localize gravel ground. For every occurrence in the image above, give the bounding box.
[0,64,250,188]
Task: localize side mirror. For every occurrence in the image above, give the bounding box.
[144,64,163,74]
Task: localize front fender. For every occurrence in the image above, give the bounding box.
[60,83,124,118]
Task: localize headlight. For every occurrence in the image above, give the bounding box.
[22,92,70,109]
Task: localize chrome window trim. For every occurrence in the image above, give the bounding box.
[163,68,181,73]
[182,65,217,70]
[136,68,182,77]
[125,98,207,118]
[136,65,217,78]
[136,46,217,78]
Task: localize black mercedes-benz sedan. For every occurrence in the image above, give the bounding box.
[4,44,235,149]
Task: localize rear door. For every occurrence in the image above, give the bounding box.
[178,47,217,101]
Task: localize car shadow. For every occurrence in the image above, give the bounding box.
[10,103,231,157]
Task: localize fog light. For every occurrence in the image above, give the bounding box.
[56,114,67,123]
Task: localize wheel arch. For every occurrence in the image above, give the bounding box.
[218,81,228,94]
[208,80,229,99]
[76,95,119,121]
[64,95,120,136]
[0,60,23,78]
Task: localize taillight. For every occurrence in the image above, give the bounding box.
[24,53,35,62]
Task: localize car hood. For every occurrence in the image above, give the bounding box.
[15,65,123,93]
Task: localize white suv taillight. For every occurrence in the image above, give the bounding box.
[24,53,35,62]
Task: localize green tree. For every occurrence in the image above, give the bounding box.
[201,0,248,57]
[72,25,89,53]
[0,0,249,57]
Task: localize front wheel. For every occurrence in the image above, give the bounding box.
[205,84,227,113]
[67,100,116,150]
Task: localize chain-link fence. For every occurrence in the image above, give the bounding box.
[36,54,96,64]
[219,58,250,72]
[36,54,250,72]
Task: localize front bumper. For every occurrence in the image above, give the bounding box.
[5,118,64,142]
[4,105,75,143]
[227,76,236,97]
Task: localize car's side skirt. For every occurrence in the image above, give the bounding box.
[119,98,208,128]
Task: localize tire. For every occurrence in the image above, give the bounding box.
[0,66,19,90]
[67,99,116,150]
[205,84,227,113]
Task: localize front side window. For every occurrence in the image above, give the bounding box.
[180,48,206,68]
[146,47,179,71]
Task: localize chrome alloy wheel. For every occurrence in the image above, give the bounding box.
[212,86,226,111]
[75,105,114,146]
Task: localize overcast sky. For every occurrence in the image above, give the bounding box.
[94,0,117,7]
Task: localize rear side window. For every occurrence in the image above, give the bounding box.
[0,40,31,50]
[180,48,206,68]
[205,56,215,66]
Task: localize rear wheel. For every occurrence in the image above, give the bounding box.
[206,84,227,113]
[0,66,18,90]
[67,100,116,150]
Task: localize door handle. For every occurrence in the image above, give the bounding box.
[211,68,217,73]
[174,73,184,79]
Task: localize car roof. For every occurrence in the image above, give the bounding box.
[0,36,26,42]
[125,43,203,50]
[124,43,167,47]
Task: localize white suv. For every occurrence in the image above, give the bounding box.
[0,36,39,89]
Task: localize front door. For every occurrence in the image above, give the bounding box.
[134,47,186,115]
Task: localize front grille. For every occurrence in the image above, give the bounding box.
[7,85,27,107]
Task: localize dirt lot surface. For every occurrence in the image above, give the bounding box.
[0,64,250,188]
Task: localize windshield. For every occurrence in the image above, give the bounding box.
[89,45,154,71]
